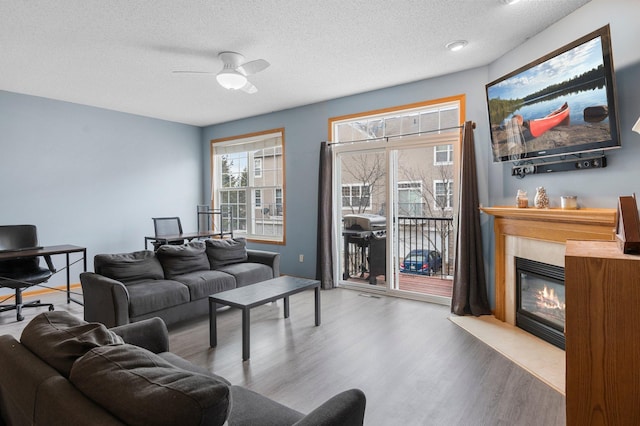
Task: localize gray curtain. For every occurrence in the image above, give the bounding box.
[316,141,334,289]
[451,122,491,316]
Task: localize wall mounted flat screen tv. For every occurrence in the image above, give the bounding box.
[486,25,620,163]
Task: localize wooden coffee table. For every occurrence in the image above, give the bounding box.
[209,276,321,361]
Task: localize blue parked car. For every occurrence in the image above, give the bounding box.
[400,249,442,275]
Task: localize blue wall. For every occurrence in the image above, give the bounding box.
[0,91,203,287]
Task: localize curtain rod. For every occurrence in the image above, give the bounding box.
[326,121,475,146]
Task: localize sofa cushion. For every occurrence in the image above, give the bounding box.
[156,241,210,278]
[216,262,274,287]
[205,238,248,268]
[126,280,190,317]
[20,311,123,378]
[172,269,237,300]
[158,352,231,386]
[94,251,164,284]
[70,344,230,426]
[228,385,303,426]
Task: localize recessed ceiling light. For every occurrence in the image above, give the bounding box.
[446,40,468,52]
[502,0,521,5]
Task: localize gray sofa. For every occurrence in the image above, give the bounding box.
[0,311,366,426]
[80,238,280,328]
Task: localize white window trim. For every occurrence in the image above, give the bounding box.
[254,158,263,178]
[254,189,262,208]
[434,144,453,166]
[341,183,372,210]
[211,130,284,243]
[433,180,454,210]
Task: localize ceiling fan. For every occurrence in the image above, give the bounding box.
[173,51,270,94]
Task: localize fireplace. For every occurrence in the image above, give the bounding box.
[480,206,616,323]
[516,257,565,349]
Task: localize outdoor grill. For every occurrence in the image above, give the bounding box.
[342,214,386,285]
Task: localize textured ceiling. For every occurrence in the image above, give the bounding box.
[0,0,591,127]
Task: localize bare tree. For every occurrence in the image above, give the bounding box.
[341,152,386,214]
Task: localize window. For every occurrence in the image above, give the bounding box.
[397,181,423,216]
[434,144,453,165]
[434,180,453,210]
[275,188,283,216]
[211,129,284,243]
[341,184,371,211]
[254,158,262,178]
[333,101,460,143]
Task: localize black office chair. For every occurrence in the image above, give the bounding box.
[0,225,55,321]
[151,217,184,250]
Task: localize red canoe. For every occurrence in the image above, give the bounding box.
[528,102,570,137]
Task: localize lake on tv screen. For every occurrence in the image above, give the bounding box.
[507,87,608,127]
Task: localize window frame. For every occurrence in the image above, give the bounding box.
[210,128,285,245]
[341,183,372,211]
[397,180,423,216]
[434,144,453,165]
[254,158,263,178]
[433,179,454,210]
[254,188,262,208]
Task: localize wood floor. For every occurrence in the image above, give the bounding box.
[0,288,565,425]
[349,272,454,298]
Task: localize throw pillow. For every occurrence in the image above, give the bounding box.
[206,238,248,268]
[70,344,230,426]
[21,311,124,378]
[156,241,210,278]
[94,250,164,284]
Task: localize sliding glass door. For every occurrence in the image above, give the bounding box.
[330,96,462,304]
[333,133,458,304]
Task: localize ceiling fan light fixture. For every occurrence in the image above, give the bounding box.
[216,70,247,90]
[446,40,468,52]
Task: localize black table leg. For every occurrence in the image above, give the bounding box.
[209,299,217,347]
[242,308,250,361]
[314,286,321,326]
[66,253,71,303]
[284,296,290,318]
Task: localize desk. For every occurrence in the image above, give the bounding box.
[144,230,227,250]
[0,245,86,305]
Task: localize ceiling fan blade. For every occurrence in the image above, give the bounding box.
[240,81,258,94]
[172,70,214,74]
[238,59,270,76]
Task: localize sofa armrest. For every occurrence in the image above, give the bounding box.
[246,249,280,277]
[109,317,169,354]
[80,272,130,328]
[293,389,366,426]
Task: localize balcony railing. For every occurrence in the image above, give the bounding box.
[397,216,454,277]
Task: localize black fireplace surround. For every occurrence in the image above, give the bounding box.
[516,257,565,350]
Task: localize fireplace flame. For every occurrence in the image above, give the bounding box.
[537,285,565,311]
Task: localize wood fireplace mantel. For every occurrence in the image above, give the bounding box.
[480,206,617,321]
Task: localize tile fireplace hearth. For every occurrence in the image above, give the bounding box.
[480,206,616,323]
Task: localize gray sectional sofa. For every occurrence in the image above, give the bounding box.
[80,238,280,328]
[0,311,366,425]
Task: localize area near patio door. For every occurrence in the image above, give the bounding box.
[330,96,463,303]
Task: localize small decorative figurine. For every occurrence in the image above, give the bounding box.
[516,189,528,208]
[535,186,549,209]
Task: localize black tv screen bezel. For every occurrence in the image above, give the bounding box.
[486,25,620,163]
